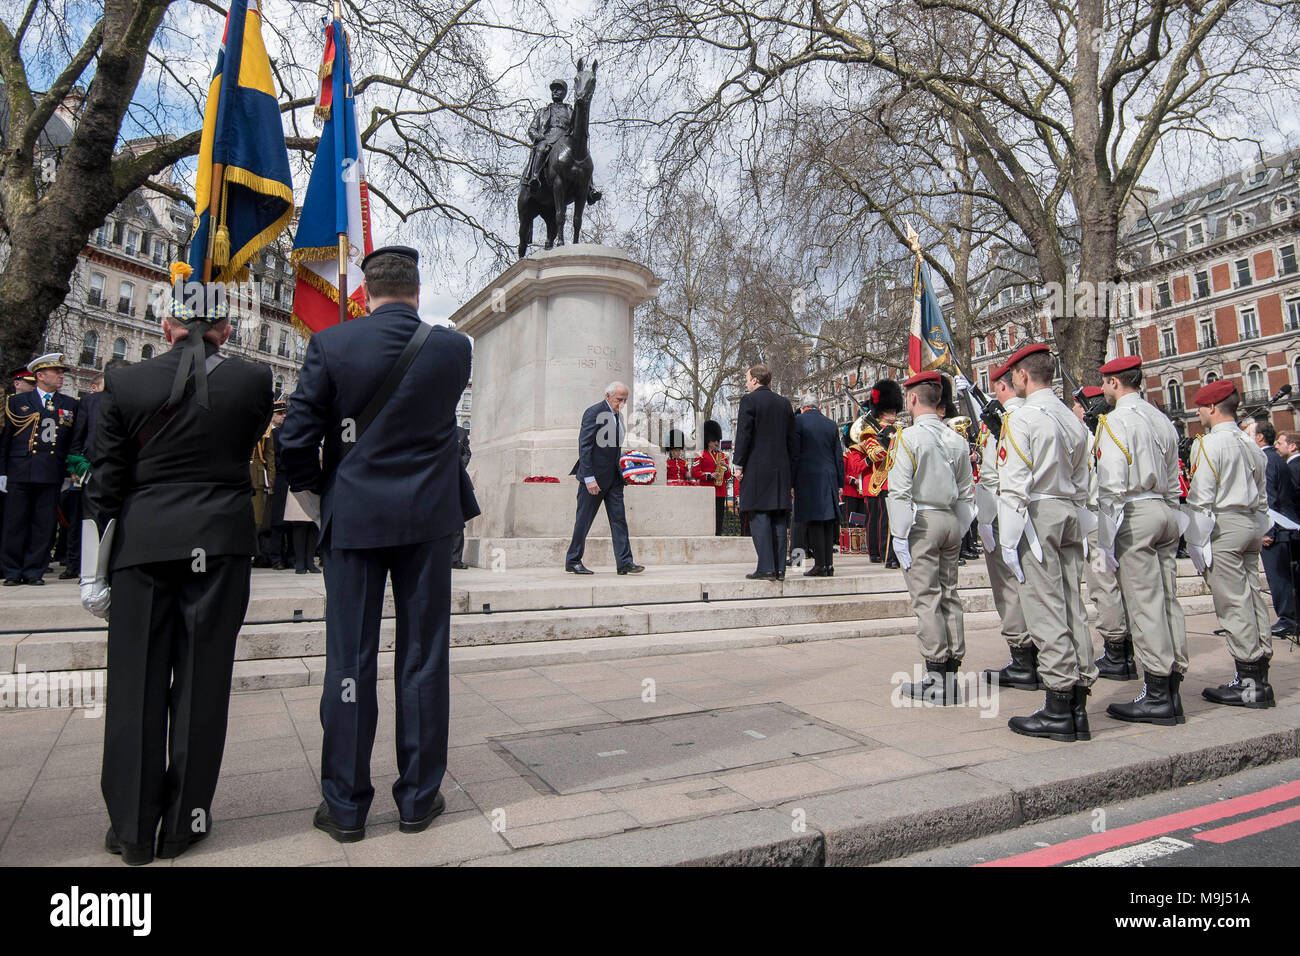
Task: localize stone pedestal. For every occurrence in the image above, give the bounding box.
[455,244,716,565]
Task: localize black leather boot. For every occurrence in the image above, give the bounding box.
[1008,688,1077,741]
[1202,658,1276,709]
[901,659,947,703]
[1095,639,1139,680]
[982,644,1041,690]
[1072,684,1092,741]
[1107,672,1178,726]
[1169,670,1186,724]
[943,658,963,706]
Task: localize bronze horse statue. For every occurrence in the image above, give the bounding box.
[517,59,599,258]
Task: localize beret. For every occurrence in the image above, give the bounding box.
[990,343,1050,381]
[1099,355,1142,375]
[903,371,941,387]
[361,245,419,271]
[1079,386,1104,399]
[1193,379,1237,407]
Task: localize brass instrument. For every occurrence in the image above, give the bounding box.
[713,448,728,486]
[946,415,972,436]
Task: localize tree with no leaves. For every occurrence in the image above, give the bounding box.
[593,0,1300,378]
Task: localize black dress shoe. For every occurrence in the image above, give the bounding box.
[1271,621,1295,637]
[451,561,468,570]
[565,563,594,575]
[745,571,777,580]
[156,827,211,860]
[775,571,786,581]
[295,568,309,574]
[270,562,288,571]
[313,801,365,843]
[803,565,823,577]
[26,577,44,586]
[398,791,446,834]
[884,558,900,569]
[105,827,155,866]
[617,564,645,575]
[58,568,77,579]
[3,579,20,587]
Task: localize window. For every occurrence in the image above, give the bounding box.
[1126,335,1140,357]
[979,370,989,393]
[258,322,271,352]
[112,222,123,245]
[117,280,135,315]
[152,237,165,265]
[94,223,111,245]
[145,285,164,322]
[1241,306,1260,339]
[112,338,127,362]
[1275,196,1292,219]
[1246,364,1267,402]
[1281,244,1297,276]
[1206,371,1219,385]
[1171,201,1187,216]
[1187,221,1204,247]
[1195,269,1211,299]
[274,376,284,398]
[997,330,1008,351]
[1157,281,1172,309]
[79,331,98,368]
[1235,258,1252,287]
[277,330,289,357]
[1166,379,1184,411]
[86,272,105,307]
[975,337,986,357]
[1160,327,1176,357]
[124,228,141,256]
[1288,297,1300,332]
[1295,357,1300,389]
[141,344,154,361]
[1198,317,1217,349]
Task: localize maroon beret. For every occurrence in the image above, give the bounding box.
[990,343,1050,381]
[1193,379,1238,407]
[903,371,941,387]
[1079,386,1104,399]
[1099,355,1142,376]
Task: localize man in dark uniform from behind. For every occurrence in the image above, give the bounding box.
[280,246,479,842]
[89,281,272,864]
[733,364,799,580]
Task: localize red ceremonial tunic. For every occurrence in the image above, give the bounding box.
[691,450,731,498]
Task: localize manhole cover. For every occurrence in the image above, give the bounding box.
[490,703,873,794]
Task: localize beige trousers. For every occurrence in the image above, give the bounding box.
[1020,499,1097,690]
[985,523,1031,649]
[1114,499,1188,676]
[1206,511,1272,662]
[903,509,965,663]
[1085,528,1129,643]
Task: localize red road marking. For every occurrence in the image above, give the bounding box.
[975,779,1300,867]
[1194,803,1300,844]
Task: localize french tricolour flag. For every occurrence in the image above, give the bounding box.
[290,17,373,335]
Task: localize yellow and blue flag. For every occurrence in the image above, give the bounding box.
[189,0,293,283]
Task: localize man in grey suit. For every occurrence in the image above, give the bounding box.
[565,382,644,575]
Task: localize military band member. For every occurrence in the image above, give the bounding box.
[663,428,690,483]
[859,380,902,562]
[250,415,276,566]
[1184,379,1275,708]
[978,361,1036,689]
[1072,386,1137,680]
[691,419,731,535]
[1093,356,1189,725]
[1,353,77,586]
[996,344,1095,741]
[887,371,975,704]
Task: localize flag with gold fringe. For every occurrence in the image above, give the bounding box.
[290,14,374,336]
[905,222,954,376]
[188,0,293,283]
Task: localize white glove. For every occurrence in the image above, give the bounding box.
[80,579,110,619]
[953,374,971,393]
[1104,548,1119,572]
[978,523,996,554]
[1188,543,1206,575]
[0,475,7,493]
[892,536,912,570]
[1001,545,1025,583]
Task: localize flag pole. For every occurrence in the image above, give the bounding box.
[334,1,348,323]
[204,164,226,282]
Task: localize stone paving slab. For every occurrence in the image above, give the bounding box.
[0,601,1296,866]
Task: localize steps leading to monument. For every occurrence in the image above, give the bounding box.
[463,535,762,568]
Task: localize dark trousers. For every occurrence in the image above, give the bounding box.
[714,497,726,536]
[566,480,633,567]
[450,529,465,565]
[1262,537,1297,627]
[864,495,885,559]
[320,535,453,827]
[1,480,58,581]
[748,510,789,575]
[291,522,319,571]
[267,523,289,566]
[805,519,837,569]
[63,490,82,573]
[101,555,251,845]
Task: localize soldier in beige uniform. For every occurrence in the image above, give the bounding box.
[887,371,975,705]
[1184,379,1275,708]
[996,344,1095,742]
[977,363,1037,689]
[1093,356,1189,725]
[1074,386,1137,680]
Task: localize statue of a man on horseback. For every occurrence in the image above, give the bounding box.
[518,59,602,258]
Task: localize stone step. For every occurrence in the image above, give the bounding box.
[6,576,1223,675]
[464,535,765,568]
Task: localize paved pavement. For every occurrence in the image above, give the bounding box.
[1,607,1297,866]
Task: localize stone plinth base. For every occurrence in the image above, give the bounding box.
[464,535,759,569]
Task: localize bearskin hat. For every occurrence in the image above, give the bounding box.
[662,427,687,451]
[866,379,904,416]
[841,423,855,450]
[702,419,723,446]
